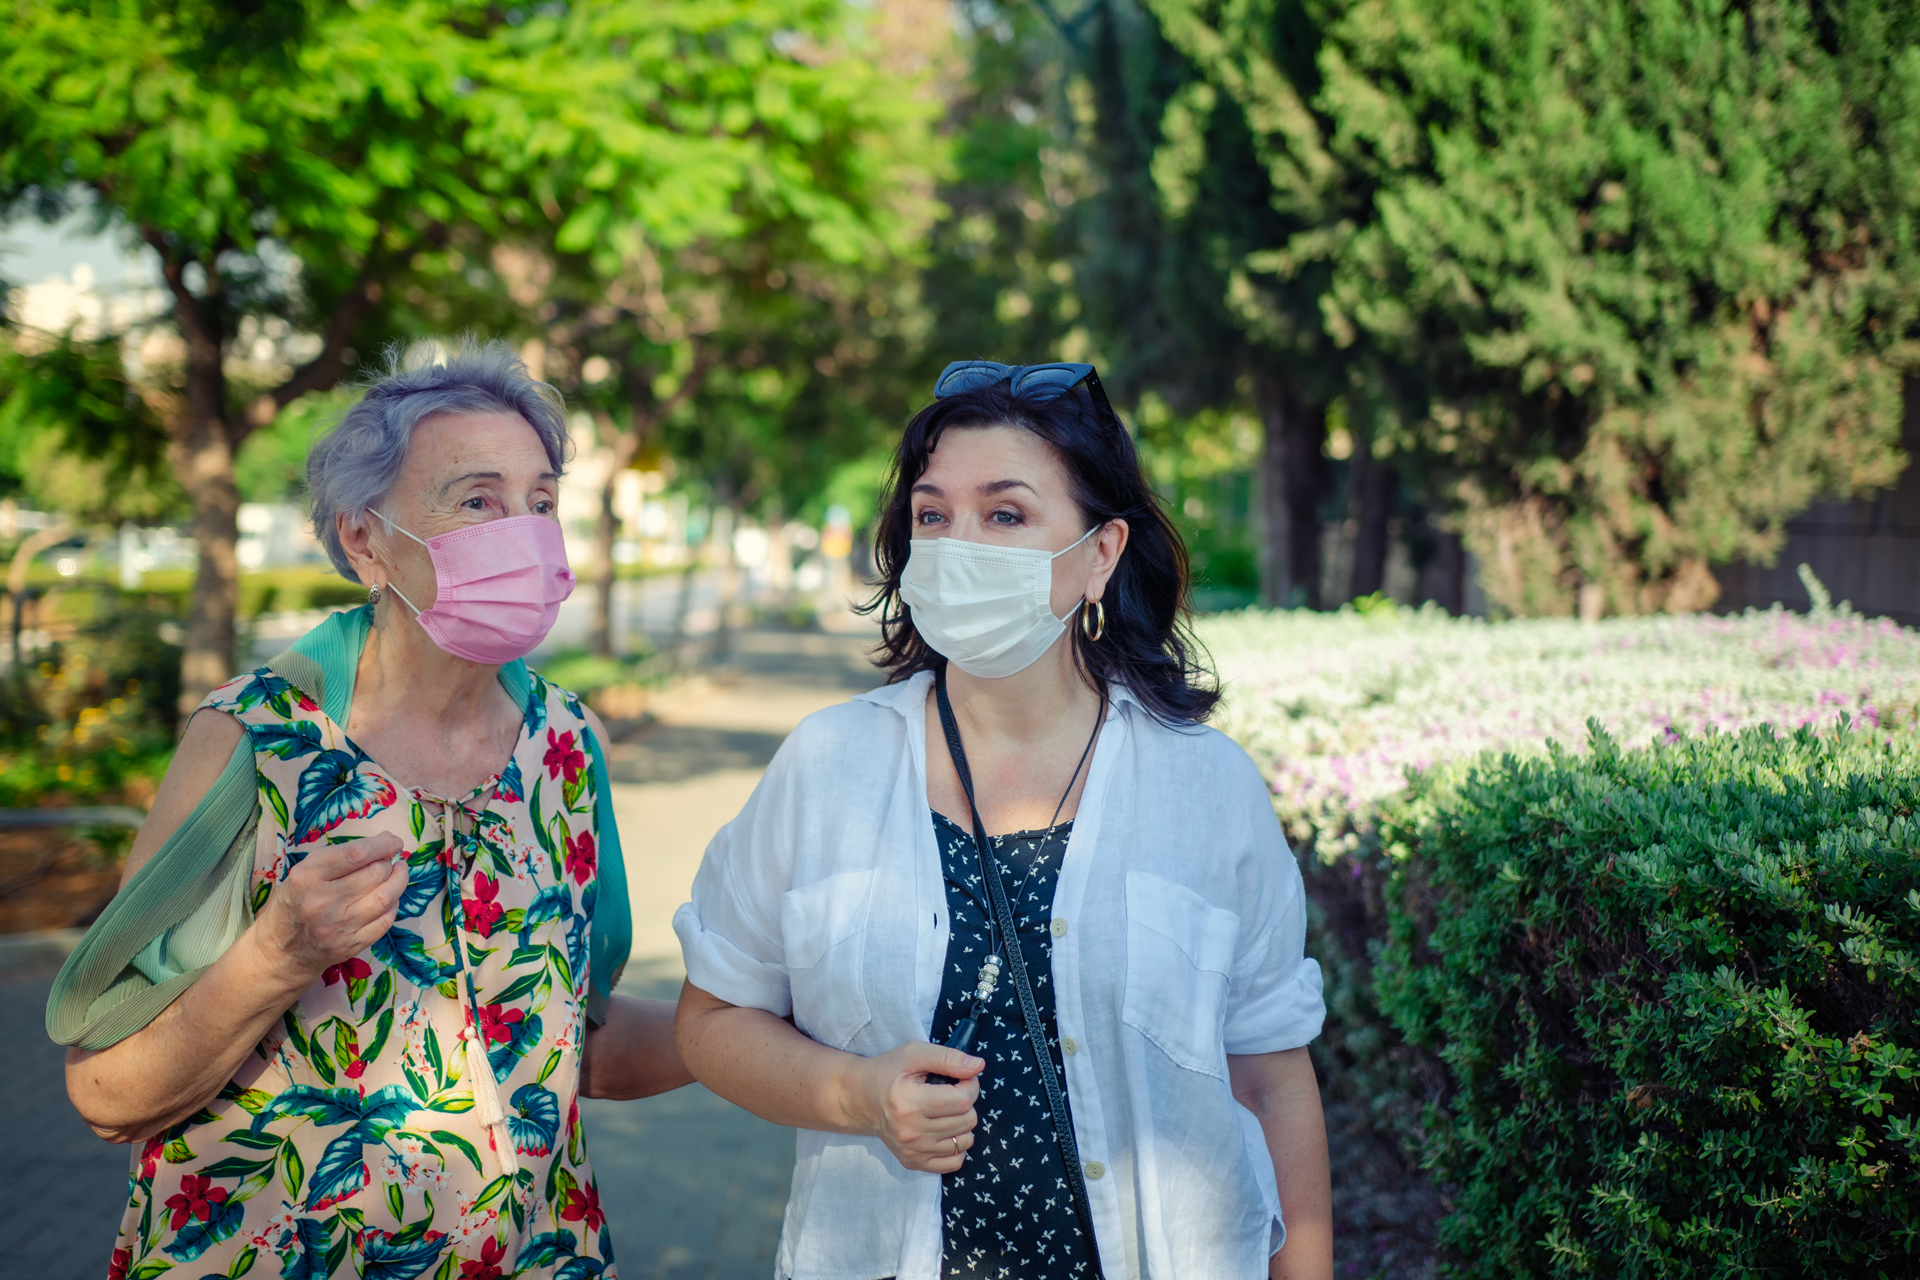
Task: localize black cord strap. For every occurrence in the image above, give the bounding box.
[935,669,1105,1270]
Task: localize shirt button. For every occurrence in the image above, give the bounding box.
[1050,918,1069,938]
[1061,1036,1080,1056]
[1083,1160,1105,1180]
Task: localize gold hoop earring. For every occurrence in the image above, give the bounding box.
[1081,599,1106,642]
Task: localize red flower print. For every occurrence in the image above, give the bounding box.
[564,830,596,884]
[463,872,505,938]
[559,1181,606,1233]
[137,1134,164,1181]
[344,1055,367,1080]
[322,957,372,987]
[107,1247,131,1280]
[459,1236,509,1280]
[474,1002,524,1047]
[543,728,585,783]
[163,1173,229,1230]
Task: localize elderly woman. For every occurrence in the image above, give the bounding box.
[674,361,1332,1280]
[48,342,687,1279]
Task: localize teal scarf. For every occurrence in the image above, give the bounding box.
[46,607,631,1050]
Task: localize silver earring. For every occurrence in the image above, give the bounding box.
[368,584,383,605]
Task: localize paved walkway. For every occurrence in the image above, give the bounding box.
[1,626,883,1280]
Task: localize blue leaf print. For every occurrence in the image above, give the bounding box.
[352,1084,421,1143]
[516,1230,578,1269]
[290,749,397,845]
[252,1084,365,1135]
[232,670,304,718]
[250,721,326,761]
[506,1083,560,1156]
[555,1261,606,1280]
[488,1010,544,1081]
[162,1193,244,1261]
[278,1217,332,1280]
[372,928,455,989]
[523,681,548,733]
[303,1130,370,1210]
[498,755,525,804]
[360,1225,449,1280]
[566,912,589,992]
[394,860,443,922]
[519,885,572,945]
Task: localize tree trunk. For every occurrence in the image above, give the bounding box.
[589,414,642,659]
[173,353,242,714]
[155,246,243,716]
[1254,371,1330,609]
[1347,447,1397,600]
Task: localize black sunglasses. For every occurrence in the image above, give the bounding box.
[933,360,1119,426]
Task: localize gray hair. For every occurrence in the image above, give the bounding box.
[307,338,573,583]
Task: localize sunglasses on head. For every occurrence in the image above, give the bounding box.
[933,360,1119,427]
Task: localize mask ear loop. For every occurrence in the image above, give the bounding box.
[370,510,432,617]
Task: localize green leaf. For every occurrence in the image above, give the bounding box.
[386,1180,405,1221]
[197,1155,273,1179]
[162,1137,194,1164]
[470,1174,513,1214]
[536,1047,563,1085]
[361,969,394,1022]
[429,1128,484,1175]
[128,1258,174,1280]
[227,1245,258,1278]
[279,1139,305,1198]
[489,970,544,1005]
[220,1130,285,1151]
[362,1008,396,1065]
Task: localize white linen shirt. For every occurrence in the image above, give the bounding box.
[673,670,1325,1280]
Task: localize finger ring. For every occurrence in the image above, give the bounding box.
[949,1136,961,1156]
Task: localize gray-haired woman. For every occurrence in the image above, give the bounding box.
[50,341,687,1279]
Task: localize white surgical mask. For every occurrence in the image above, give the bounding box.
[899,525,1100,679]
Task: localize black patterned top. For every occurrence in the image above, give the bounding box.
[929,809,1098,1280]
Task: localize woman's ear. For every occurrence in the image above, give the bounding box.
[337,510,387,587]
[1084,519,1130,604]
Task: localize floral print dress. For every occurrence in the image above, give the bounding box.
[109,665,615,1280]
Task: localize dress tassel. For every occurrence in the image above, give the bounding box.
[463,1027,520,1178]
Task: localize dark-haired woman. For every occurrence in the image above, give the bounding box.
[673,362,1331,1280]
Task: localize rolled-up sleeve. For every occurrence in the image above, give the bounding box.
[1221,788,1325,1055]
[673,761,796,1016]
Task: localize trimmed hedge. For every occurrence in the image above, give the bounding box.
[1375,723,1920,1278]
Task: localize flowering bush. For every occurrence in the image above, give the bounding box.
[1201,596,1920,859]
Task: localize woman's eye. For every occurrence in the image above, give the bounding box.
[534,501,554,515]
[990,509,1022,525]
[462,497,486,511]
[916,509,944,525]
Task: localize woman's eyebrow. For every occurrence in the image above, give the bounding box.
[979,479,1036,496]
[438,470,503,497]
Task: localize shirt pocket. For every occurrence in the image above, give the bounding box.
[1122,871,1241,1078]
[781,869,876,1051]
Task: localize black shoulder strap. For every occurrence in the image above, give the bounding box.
[935,669,1105,1269]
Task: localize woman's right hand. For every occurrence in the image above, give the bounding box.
[254,832,409,984]
[840,1041,985,1174]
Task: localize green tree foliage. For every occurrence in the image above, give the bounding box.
[1375,722,1920,1276]
[0,0,943,697]
[0,329,184,523]
[520,0,946,654]
[1316,0,1920,616]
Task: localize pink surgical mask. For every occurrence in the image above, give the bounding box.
[375,511,576,664]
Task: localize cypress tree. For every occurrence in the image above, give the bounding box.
[1316,0,1920,615]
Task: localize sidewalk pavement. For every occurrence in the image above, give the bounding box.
[1,626,883,1280]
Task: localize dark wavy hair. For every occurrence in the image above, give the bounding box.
[862,379,1220,724]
